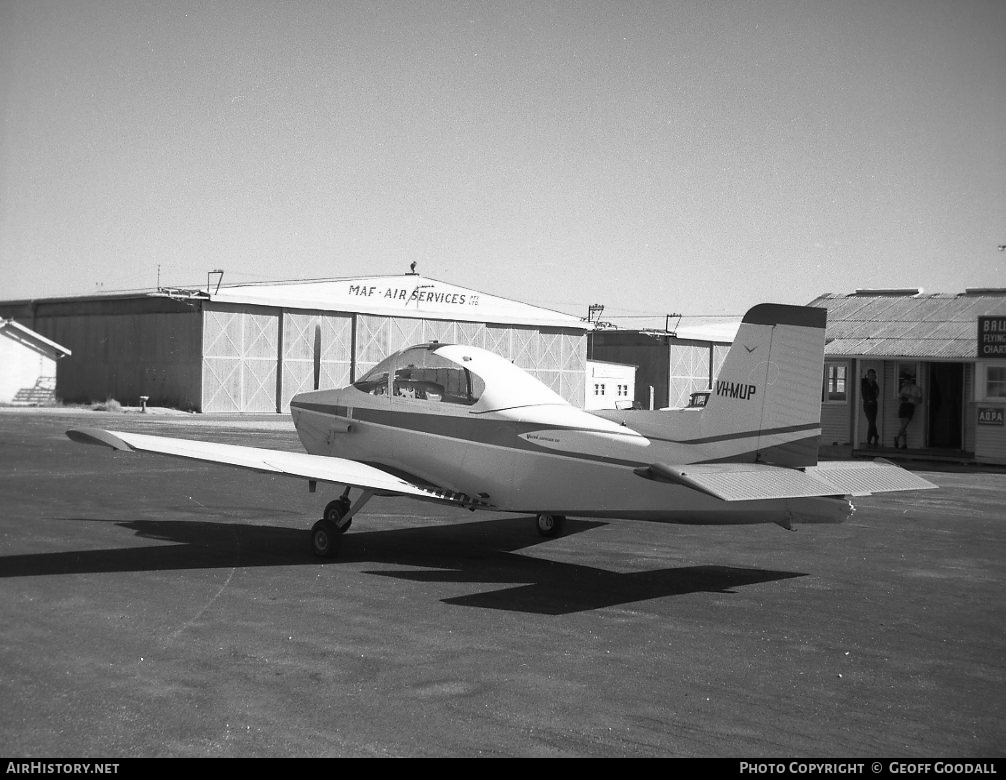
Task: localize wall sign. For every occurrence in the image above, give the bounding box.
[977,407,1004,426]
[978,316,1006,358]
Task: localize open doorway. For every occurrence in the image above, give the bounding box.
[928,362,964,450]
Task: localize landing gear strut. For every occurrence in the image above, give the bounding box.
[310,487,374,558]
[535,513,566,538]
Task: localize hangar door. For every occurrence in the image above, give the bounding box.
[202,305,280,412]
[668,342,729,409]
[281,311,353,410]
[505,326,586,408]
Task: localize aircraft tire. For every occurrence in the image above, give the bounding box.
[535,513,565,538]
[324,498,352,533]
[311,518,342,558]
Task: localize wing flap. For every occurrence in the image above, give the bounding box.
[66,427,479,505]
[637,459,936,501]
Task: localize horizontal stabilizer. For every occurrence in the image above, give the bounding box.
[66,428,487,507]
[636,459,936,502]
[805,459,938,496]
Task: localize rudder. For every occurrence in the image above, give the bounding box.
[700,303,827,467]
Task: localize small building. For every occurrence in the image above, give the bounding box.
[589,318,739,410]
[0,319,71,405]
[811,289,1006,465]
[584,359,636,410]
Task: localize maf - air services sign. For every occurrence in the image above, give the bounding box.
[978,316,1006,358]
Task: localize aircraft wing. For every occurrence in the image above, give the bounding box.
[66,428,481,506]
[635,459,937,502]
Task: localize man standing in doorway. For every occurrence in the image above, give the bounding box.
[861,369,880,448]
[895,374,923,449]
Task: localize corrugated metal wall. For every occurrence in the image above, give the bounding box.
[25,300,202,409]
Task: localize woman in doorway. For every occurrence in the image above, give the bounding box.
[895,375,923,449]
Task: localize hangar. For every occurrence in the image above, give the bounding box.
[0,275,591,412]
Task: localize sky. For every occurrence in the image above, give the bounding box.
[1,0,1004,327]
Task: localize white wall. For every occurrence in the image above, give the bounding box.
[585,361,636,410]
[0,333,57,403]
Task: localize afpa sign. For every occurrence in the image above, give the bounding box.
[977,407,1004,426]
[978,316,1006,357]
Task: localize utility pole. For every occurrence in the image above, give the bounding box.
[587,304,604,360]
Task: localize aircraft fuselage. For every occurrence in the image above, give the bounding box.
[289,342,846,525]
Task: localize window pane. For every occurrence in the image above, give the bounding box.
[352,354,396,396]
[391,346,484,405]
[826,363,847,402]
[988,366,1006,399]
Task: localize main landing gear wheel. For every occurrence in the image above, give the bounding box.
[312,497,352,559]
[311,518,342,559]
[310,490,375,559]
[535,513,565,538]
[324,498,353,532]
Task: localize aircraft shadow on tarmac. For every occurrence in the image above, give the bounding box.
[0,515,806,615]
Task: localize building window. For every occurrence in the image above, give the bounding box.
[617,384,628,397]
[823,362,848,403]
[985,365,1006,400]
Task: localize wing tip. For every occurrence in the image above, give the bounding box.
[66,428,133,451]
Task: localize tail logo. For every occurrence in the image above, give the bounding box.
[715,380,758,400]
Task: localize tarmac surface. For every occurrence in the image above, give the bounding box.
[1,407,1003,758]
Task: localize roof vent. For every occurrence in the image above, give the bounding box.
[964,287,1006,296]
[852,288,922,297]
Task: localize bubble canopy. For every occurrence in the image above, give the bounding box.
[352,343,567,411]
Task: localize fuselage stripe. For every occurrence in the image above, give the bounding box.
[290,400,821,468]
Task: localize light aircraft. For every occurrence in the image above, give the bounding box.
[67,303,935,558]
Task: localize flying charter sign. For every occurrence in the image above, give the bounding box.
[978,316,1006,358]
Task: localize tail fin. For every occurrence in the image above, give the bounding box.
[700,303,826,467]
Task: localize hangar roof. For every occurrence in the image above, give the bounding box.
[809,290,1006,359]
[0,318,72,358]
[199,274,590,330]
[600,317,742,344]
